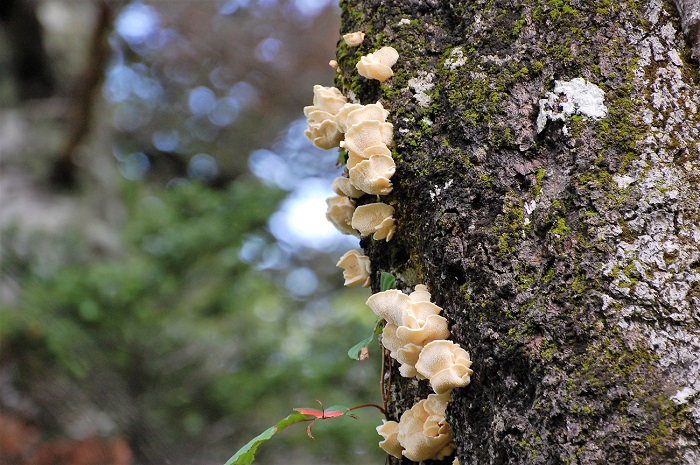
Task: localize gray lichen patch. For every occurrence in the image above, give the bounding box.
[594,1,700,461]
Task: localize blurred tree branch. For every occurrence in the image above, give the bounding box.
[51,1,114,189]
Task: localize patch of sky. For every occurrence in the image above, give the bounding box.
[255,37,283,63]
[118,152,150,181]
[290,0,334,18]
[104,64,162,104]
[249,119,338,190]
[187,154,219,181]
[249,118,355,252]
[228,82,259,108]
[285,267,319,298]
[152,130,180,152]
[188,86,217,116]
[208,97,240,126]
[115,2,160,46]
[268,178,357,251]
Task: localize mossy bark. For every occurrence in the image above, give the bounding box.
[336,0,700,463]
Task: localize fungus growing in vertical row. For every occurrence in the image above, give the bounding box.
[395,392,455,462]
[356,46,399,82]
[367,285,452,377]
[303,85,347,149]
[341,120,394,157]
[376,420,403,458]
[335,102,390,133]
[351,203,396,241]
[343,31,366,47]
[415,340,473,394]
[332,176,364,198]
[325,195,358,236]
[347,143,392,169]
[348,153,395,195]
[336,250,371,287]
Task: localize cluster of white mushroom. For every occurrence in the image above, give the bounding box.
[304,35,469,463]
[303,36,399,244]
[377,392,456,462]
[370,285,471,461]
[304,83,398,241]
[367,285,472,392]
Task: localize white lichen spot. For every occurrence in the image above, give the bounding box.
[613,174,636,189]
[671,386,698,405]
[398,18,411,26]
[408,72,435,108]
[536,78,608,134]
[444,47,467,70]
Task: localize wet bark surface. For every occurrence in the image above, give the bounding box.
[336,0,700,463]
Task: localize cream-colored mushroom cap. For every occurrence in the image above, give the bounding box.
[336,250,371,287]
[356,46,399,82]
[351,202,396,241]
[334,103,363,133]
[366,289,409,326]
[380,323,403,355]
[409,284,432,303]
[397,394,455,462]
[346,143,392,169]
[325,196,357,236]
[332,176,364,198]
[373,46,400,67]
[349,153,395,195]
[415,340,473,394]
[396,343,424,378]
[341,120,393,155]
[396,314,450,346]
[311,84,347,114]
[376,420,403,459]
[344,103,390,130]
[304,120,343,150]
[343,31,366,47]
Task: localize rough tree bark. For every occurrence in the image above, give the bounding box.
[336,0,700,463]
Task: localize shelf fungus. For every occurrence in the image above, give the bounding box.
[415,340,473,394]
[351,203,395,241]
[356,46,399,82]
[348,153,395,195]
[335,102,390,133]
[342,31,365,47]
[376,420,403,459]
[396,393,455,462]
[368,285,450,377]
[340,120,394,157]
[347,143,392,169]
[325,195,358,236]
[332,176,364,198]
[303,85,347,149]
[336,250,371,287]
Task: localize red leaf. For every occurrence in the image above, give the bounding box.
[293,408,324,418]
[320,410,346,418]
[293,406,349,419]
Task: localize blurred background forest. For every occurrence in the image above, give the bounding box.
[0,1,384,464]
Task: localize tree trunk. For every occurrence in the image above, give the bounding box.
[336,0,700,463]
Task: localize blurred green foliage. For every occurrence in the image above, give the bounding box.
[0,178,383,464]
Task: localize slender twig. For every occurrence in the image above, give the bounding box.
[348,403,385,414]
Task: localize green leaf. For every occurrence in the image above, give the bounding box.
[224,413,310,465]
[379,272,396,291]
[347,334,375,360]
[347,319,384,360]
